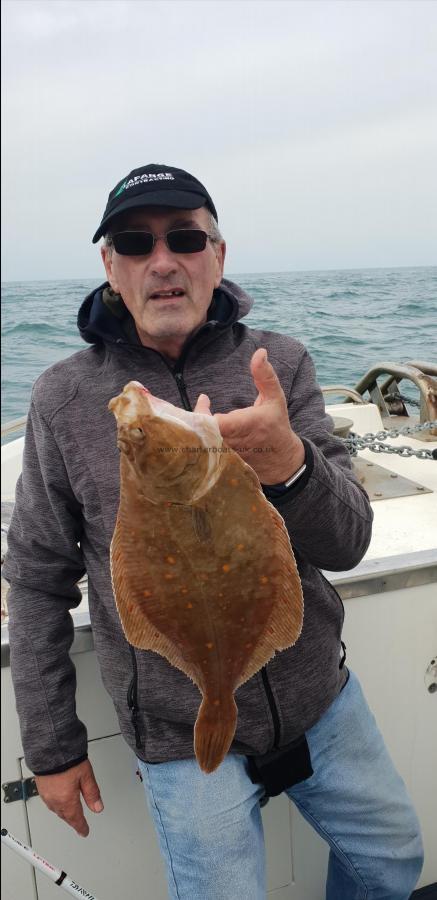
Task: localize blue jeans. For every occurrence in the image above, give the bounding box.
[137,670,423,899]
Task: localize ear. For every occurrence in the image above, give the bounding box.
[214,240,226,288]
[101,245,120,293]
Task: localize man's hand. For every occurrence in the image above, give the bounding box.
[195,348,305,485]
[34,759,103,837]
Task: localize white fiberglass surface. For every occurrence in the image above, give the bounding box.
[326,403,437,561]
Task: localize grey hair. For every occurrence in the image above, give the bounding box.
[205,211,223,243]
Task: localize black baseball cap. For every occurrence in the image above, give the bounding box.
[92,164,218,243]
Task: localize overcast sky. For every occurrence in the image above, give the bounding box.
[2,0,436,281]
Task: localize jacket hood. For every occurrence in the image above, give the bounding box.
[77,278,254,348]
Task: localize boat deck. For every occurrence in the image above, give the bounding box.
[327,403,437,563]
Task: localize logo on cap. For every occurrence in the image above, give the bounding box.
[114,179,128,198]
[114,172,176,199]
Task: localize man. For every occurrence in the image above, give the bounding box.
[4,164,423,899]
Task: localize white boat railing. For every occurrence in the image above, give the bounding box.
[1,417,27,438]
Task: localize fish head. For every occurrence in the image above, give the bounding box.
[109,381,223,503]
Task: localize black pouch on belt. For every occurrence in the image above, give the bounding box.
[247,735,313,797]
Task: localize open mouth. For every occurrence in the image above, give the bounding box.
[149,289,185,300]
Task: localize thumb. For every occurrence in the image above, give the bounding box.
[250,348,283,403]
[80,766,104,814]
[193,393,212,415]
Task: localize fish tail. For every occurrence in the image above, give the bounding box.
[194,694,238,774]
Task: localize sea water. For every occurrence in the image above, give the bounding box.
[2,266,436,441]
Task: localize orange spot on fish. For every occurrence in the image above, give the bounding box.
[186,602,193,609]
[229,478,239,486]
[143,590,152,598]
[251,505,257,512]
[222,564,231,573]
[236,543,245,551]
[213,700,220,706]
[164,573,175,581]
[205,642,214,649]
[166,556,176,564]
[180,587,188,594]
[260,576,269,584]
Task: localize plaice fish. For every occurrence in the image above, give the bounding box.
[109,380,304,773]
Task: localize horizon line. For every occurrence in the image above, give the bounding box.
[1,262,436,286]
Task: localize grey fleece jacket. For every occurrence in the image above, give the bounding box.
[3,278,373,775]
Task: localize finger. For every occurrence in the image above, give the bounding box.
[213,407,257,440]
[70,814,89,838]
[59,798,90,837]
[193,393,212,415]
[80,769,104,815]
[250,348,285,404]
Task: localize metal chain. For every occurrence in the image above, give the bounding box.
[342,420,437,460]
[362,420,437,439]
[389,391,421,409]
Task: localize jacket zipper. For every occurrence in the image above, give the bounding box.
[127,646,142,751]
[317,570,347,668]
[261,668,281,748]
[173,370,192,410]
[318,569,346,626]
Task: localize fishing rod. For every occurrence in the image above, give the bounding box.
[1,828,101,899]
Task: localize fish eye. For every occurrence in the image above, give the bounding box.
[131,427,144,438]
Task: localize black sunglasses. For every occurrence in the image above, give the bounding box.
[111,229,212,256]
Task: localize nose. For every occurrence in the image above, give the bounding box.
[148,236,179,277]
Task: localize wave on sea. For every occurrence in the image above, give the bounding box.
[2,267,436,438]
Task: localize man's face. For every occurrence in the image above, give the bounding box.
[101,206,226,358]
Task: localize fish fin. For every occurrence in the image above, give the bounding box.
[237,534,304,687]
[194,693,238,773]
[110,525,202,686]
[191,506,212,543]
